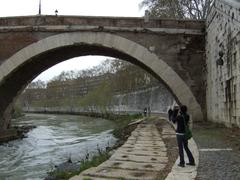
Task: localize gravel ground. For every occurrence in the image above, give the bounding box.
[155,119,178,179]
[193,122,240,180]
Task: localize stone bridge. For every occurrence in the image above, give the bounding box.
[0,16,206,130]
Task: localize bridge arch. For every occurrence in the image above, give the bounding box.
[0,32,203,129]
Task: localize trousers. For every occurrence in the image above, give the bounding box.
[176,134,195,165]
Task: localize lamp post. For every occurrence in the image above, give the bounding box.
[38,0,41,15]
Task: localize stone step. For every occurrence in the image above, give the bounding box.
[115,148,167,157]
[70,175,117,180]
[120,145,167,152]
[125,140,165,146]
[110,153,168,163]
[81,166,159,180]
[131,131,160,135]
[128,136,163,141]
[122,143,166,149]
[98,160,166,171]
[162,135,176,138]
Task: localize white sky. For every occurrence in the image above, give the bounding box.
[0,0,145,82]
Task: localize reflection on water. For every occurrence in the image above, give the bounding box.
[0,113,117,180]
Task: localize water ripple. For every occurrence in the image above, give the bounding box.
[0,113,117,179]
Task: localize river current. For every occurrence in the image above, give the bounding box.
[0,113,117,180]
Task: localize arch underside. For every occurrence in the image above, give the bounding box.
[0,32,203,129]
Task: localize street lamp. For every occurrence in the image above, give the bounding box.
[38,0,42,15]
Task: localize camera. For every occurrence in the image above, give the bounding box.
[173,106,179,116]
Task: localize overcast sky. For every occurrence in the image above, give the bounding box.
[0,0,145,82]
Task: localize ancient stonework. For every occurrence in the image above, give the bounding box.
[0,17,205,130]
[206,0,240,127]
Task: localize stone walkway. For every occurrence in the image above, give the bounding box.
[70,118,201,180]
[71,121,170,180]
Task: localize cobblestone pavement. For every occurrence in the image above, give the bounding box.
[70,119,176,180]
[193,122,240,180]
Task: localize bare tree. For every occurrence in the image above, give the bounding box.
[27,80,46,89]
[140,0,213,19]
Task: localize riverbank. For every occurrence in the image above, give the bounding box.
[24,110,144,123]
[0,125,36,144]
[45,115,142,180]
[0,110,141,145]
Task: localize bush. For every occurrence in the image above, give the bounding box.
[11,105,24,119]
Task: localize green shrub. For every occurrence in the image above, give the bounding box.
[11,105,24,119]
[79,151,110,172]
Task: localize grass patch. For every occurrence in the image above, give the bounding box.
[111,114,142,140]
[47,171,79,179]
[79,150,110,172]
[46,149,110,180]
[11,105,24,119]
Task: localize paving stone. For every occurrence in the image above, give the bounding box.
[125,139,165,146]
[110,153,168,163]
[98,160,166,171]
[115,149,167,157]
[82,166,159,180]
[72,175,117,180]
[120,145,167,152]
[162,135,176,138]
[128,136,163,141]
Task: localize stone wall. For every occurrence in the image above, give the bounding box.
[24,85,174,115]
[111,86,174,114]
[206,0,240,127]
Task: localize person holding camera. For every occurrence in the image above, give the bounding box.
[172,105,195,167]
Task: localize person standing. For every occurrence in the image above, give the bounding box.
[172,105,195,167]
[167,108,173,121]
[143,107,147,117]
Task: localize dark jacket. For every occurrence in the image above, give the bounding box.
[172,113,190,134]
[168,109,173,121]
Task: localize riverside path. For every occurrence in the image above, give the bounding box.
[70,118,199,180]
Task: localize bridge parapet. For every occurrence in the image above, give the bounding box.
[0,16,205,34]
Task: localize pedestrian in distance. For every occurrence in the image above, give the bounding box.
[167,108,173,121]
[172,105,195,167]
[143,107,147,117]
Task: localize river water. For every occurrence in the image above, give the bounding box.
[0,113,117,180]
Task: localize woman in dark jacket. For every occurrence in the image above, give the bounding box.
[172,105,195,167]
